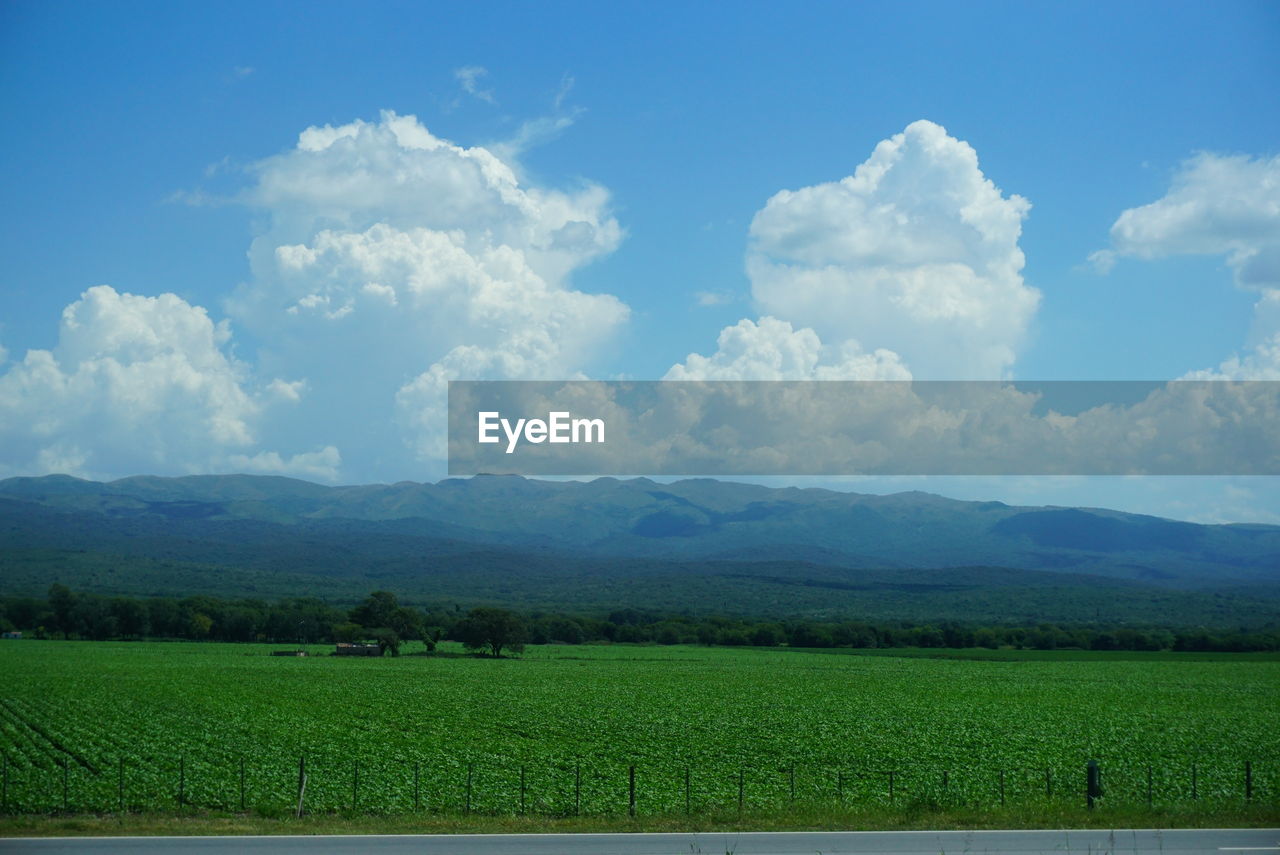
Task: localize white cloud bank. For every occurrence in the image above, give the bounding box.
[666,317,909,381]
[230,110,628,467]
[0,286,337,480]
[1093,152,1280,379]
[672,120,1039,381]
[0,110,627,481]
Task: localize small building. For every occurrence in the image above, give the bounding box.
[1,631,21,640]
[271,649,307,657]
[335,642,382,657]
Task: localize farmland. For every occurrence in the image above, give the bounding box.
[0,641,1277,821]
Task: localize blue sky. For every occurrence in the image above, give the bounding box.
[1,1,1278,521]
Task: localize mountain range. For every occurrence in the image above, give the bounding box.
[1,473,1277,626]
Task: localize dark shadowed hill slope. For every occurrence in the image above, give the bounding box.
[2,475,1279,626]
[2,473,1277,588]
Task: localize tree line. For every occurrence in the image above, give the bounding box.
[1,585,1277,654]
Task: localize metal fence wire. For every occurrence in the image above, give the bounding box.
[0,756,1273,816]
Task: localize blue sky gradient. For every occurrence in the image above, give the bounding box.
[1,1,1277,521]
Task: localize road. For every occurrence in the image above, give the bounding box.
[1,829,1277,855]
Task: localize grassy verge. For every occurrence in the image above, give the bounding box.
[2,803,1278,837]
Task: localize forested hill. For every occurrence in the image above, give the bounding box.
[1,473,1278,627]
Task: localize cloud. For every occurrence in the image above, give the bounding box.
[491,112,581,162]
[451,379,1279,478]
[553,73,575,112]
[671,121,1036,382]
[742,120,1038,380]
[4,110,627,482]
[230,446,342,481]
[1086,249,1116,274]
[454,65,495,104]
[1097,152,1280,379]
[228,110,629,472]
[0,286,306,479]
[665,317,909,381]
[1100,152,1280,290]
[233,66,255,79]
[694,290,733,307]
[1184,289,1280,380]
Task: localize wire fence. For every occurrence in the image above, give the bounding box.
[0,755,1273,816]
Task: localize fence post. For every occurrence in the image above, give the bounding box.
[414,762,420,811]
[466,764,473,814]
[239,756,245,812]
[943,769,949,792]
[574,763,580,816]
[737,768,744,815]
[1146,765,1153,807]
[999,770,1005,806]
[684,767,690,814]
[1192,762,1198,801]
[628,765,636,817]
[1086,760,1101,809]
[118,757,124,813]
[520,766,526,816]
[1245,761,1253,801]
[789,764,795,802]
[1044,768,1051,798]
[296,756,306,818]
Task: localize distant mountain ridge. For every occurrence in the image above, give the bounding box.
[1,473,1277,592]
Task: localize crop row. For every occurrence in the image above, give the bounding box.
[1,755,1272,815]
[0,641,1276,815]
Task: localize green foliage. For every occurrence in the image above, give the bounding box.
[4,585,1280,653]
[0,642,1275,816]
[452,608,527,657]
[369,628,401,657]
[332,622,362,644]
[349,591,400,630]
[3,475,1280,631]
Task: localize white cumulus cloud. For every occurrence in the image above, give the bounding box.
[1185,289,1280,380]
[0,286,306,479]
[665,316,910,381]
[230,446,342,481]
[1102,152,1280,289]
[1096,152,1280,379]
[227,110,629,472]
[741,119,1038,380]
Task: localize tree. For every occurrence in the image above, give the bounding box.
[750,623,786,647]
[332,622,363,643]
[48,584,76,638]
[453,607,527,657]
[350,591,400,630]
[188,612,213,639]
[389,606,423,642]
[71,597,117,640]
[148,598,182,637]
[370,627,401,657]
[111,598,149,639]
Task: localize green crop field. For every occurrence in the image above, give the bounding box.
[0,641,1276,819]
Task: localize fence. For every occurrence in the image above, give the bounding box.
[0,755,1273,816]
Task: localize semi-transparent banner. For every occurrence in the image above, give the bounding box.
[447,380,1280,476]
